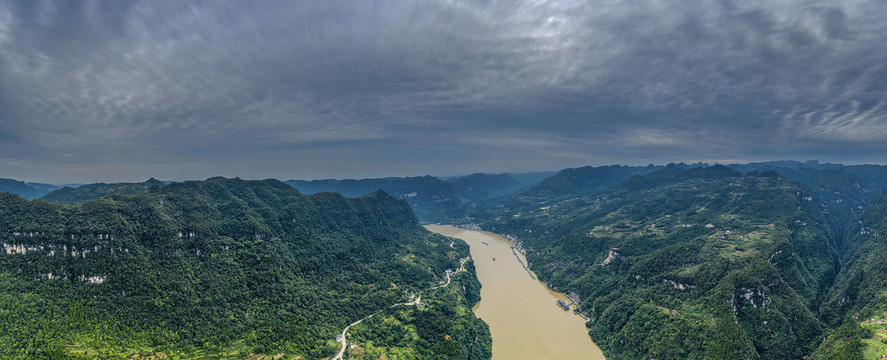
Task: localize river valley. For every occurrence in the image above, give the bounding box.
[426,225,606,360]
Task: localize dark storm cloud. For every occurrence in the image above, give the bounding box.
[0,0,886,182]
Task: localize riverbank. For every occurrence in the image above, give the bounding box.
[332,256,470,360]
[426,225,606,360]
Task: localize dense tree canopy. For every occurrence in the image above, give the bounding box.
[479,166,861,359]
[0,177,490,359]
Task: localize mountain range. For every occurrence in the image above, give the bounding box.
[0,177,490,359]
[476,162,887,359]
[3,160,887,359]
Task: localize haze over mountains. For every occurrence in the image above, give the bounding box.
[285,177,467,224]
[0,179,67,200]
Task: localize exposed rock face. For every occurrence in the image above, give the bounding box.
[601,249,621,266]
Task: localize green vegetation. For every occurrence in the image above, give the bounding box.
[40,178,167,204]
[285,176,466,224]
[809,321,868,360]
[728,162,871,244]
[345,261,490,360]
[0,178,61,200]
[729,160,887,199]
[0,177,490,359]
[6,159,887,359]
[447,172,554,206]
[481,165,660,221]
[814,190,887,359]
[481,165,842,359]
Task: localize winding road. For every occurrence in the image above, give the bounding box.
[332,310,383,360]
[331,257,470,360]
[428,257,469,290]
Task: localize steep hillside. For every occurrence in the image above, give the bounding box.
[843,165,887,196]
[0,178,490,359]
[41,178,167,204]
[814,190,887,359]
[727,163,871,245]
[482,166,840,359]
[285,176,466,223]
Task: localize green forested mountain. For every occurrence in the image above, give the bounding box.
[727,161,887,197]
[0,178,62,200]
[842,166,887,196]
[726,162,887,253]
[7,161,887,359]
[446,172,554,204]
[285,176,467,224]
[481,165,661,220]
[480,166,844,359]
[0,177,490,359]
[814,190,887,359]
[40,178,168,204]
[516,165,661,203]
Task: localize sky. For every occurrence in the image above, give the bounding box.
[1,0,887,183]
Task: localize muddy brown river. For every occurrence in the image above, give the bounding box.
[426,225,606,360]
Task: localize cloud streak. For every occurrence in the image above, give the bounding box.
[1,0,886,182]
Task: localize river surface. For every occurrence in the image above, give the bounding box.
[426,225,606,360]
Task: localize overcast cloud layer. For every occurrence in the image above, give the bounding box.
[1,0,886,183]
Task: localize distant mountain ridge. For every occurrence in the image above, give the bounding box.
[521,164,663,202]
[447,171,555,204]
[40,178,167,204]
[728,160,887,198]
[481,164,664,220]
[285,176,467,224]
[726,161,887,251]
[0,178,64,200]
